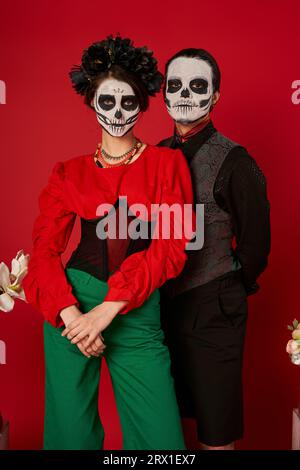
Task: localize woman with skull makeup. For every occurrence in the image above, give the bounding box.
[22,36,194,450]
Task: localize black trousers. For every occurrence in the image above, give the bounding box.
[160,269,248,447]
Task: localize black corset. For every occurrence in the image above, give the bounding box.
[65,198,153,282]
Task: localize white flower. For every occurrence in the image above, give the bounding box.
[0,250,30,312]
[291,353,300,366]
[286,339,300,354]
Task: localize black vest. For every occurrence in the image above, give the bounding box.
[165,131,241,297]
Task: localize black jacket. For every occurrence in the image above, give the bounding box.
[158,121,271,294]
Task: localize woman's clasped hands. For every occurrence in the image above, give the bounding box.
[60,301,128,358]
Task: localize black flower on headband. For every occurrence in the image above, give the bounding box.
[69,35,163,97]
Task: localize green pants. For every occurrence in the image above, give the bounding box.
[43,267,186,450]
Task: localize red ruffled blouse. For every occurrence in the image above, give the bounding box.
[23,144,194,328]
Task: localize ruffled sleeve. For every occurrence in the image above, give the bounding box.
[104,148,195,313]
[23,161,79,327]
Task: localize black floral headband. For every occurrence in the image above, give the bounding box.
[69,35,163,97]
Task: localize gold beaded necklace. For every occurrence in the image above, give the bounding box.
[94,139,143,168]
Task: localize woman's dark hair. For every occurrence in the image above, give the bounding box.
[69,35,163,112]
[164,48,221,94]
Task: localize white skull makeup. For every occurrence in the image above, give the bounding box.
[165,57,214,124]
[93,78,140,137]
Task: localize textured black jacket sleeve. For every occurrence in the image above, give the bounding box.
[214,147,271,294]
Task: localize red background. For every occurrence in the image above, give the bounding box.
[0,0,300,450]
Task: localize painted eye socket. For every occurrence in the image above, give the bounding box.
[167,79,182,93]
[123,99,134,106]
[103,98,114,106]
[98,95,116,110]
[190,78,208,94]
[121,95,139,111]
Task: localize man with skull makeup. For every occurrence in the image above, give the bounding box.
[23,36,194,450]
[158,49,271,450]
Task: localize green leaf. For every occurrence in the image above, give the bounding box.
[293,319,299,329]
[288,325,294,331]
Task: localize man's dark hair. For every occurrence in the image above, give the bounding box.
[164,48,221,94]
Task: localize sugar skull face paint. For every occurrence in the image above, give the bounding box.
[165,57,213,124]
[93,78,140,137]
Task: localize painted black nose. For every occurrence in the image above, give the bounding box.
[181,88,190,98]
[114,109,122,119]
